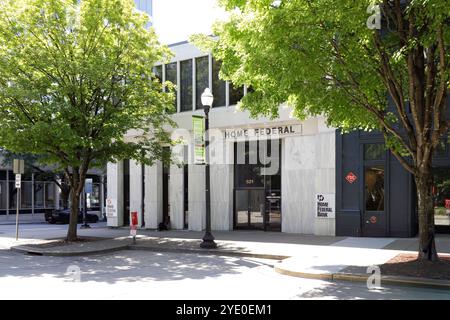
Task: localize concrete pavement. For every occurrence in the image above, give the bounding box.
[3,223,450,290]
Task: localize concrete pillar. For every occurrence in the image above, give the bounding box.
[188,164,205,231]
[170,162,184,230]
[106,161,124,227]
[210,139,234,231]
[129,160,144,227]
[144,161,163,229]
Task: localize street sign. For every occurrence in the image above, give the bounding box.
[13,159,25,174]
[15,174,21,189]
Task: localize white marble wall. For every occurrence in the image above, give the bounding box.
[282,119,336,236]
[144,161,163,229]
[106,161,124,227]
[170,162,185,230]
[188,164,205,231]
[129,160,143,227]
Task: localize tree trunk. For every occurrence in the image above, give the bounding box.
[415,168,439,261]
[67,187,81,242]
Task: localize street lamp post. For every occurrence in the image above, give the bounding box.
[200,88,217,249]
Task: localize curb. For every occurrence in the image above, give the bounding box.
[10,243,130,257]
[274,265,450,290]
[129,244,289,260]
[334,272,450,290]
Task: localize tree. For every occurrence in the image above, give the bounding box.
[192,0,450,261]
[0,0,175,241]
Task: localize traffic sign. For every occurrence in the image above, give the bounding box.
[15,174,21,189]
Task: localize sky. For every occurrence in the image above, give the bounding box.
[152,0,229,45]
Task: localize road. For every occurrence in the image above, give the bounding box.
[0,223,449,300]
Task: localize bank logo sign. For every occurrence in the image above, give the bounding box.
[316,194,335,219]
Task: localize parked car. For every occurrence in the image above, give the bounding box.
[45,208,99,224]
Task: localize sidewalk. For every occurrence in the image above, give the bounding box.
[7,227,450,289]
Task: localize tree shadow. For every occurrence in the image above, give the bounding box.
[0,249,271,284]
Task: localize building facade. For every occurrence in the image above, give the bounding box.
[106,41,336,236]
[106,0,450,238]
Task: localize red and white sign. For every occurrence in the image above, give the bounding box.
[345,172,357,184]
[130,212,138,237]
[445,199,450,210]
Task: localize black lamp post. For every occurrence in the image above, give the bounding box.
[200,88,217,249]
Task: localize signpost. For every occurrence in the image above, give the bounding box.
[130,211,138,244]
[192,115,205,165]
[13,159,24,241]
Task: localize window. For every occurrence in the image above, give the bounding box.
[154,65,162,83]
[365,166,385,211]
[21,182,33,208]
[165,62,177,109]
[34,182,44,208]
[195,56,209,110]
[433,168,450,227]
[0,181,6,210]
[229,83,244,106]
[45,182,55,208]
[180,59,193,112]
[212,59,226,107]
[364,143,385,161]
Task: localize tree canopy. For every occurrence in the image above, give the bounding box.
[0,0,174,172]
[0,0,175,240]
[193,0,450,261]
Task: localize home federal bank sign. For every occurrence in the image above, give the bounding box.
[223,124,302,140]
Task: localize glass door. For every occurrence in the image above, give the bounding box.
[234,189,265,230]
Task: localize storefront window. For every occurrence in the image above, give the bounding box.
[365,166,385,211]
[433,168,450,227]
[9,182,17,209]
[45,182,55,208]
[34,182,44,208]
[21,182,33,209]
[87,183,100,209]
[180,59,193,112]
[0,181,7,212]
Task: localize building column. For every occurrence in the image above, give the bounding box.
[106,161,124,227]
[188,164,205,231]
[210,139,234,231]
[170,163,184,230]
[100,175,105,220]
[129,160,144,227]
[144,161,163,229]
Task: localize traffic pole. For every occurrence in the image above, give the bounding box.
[15,190,19,241]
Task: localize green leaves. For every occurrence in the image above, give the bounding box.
[0,0,174,172]
[194,0,449,161]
